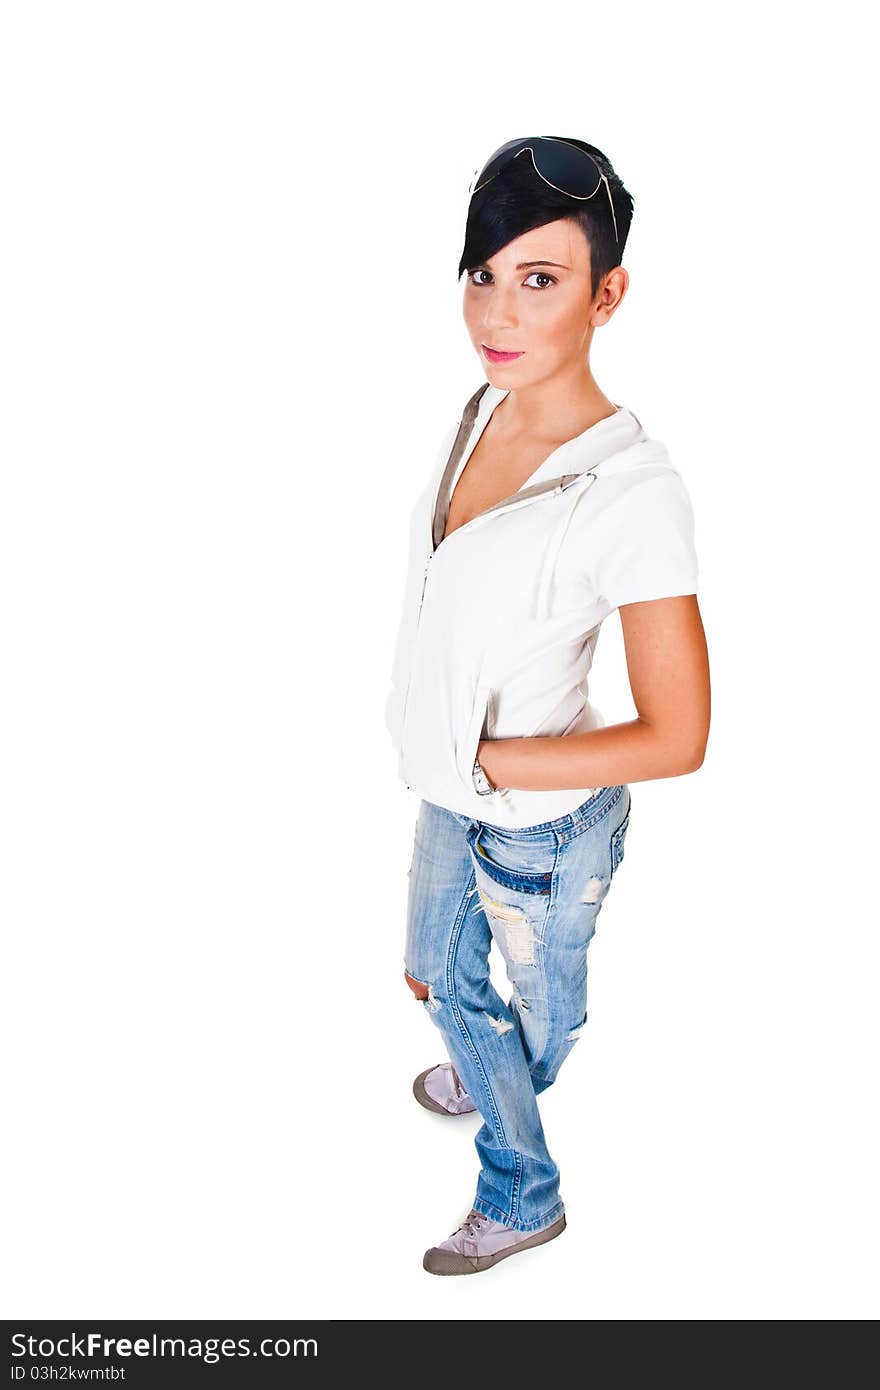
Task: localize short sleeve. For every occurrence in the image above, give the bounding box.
[592,470,699,611]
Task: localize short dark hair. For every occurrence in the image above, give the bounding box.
[458,138,634,301]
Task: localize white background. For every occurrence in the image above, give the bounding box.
[2,0,877,1321]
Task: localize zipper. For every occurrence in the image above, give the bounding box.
[420,553,432,605]
[399,475,588,777]
[421,473,580,629]
[432,470,586,559]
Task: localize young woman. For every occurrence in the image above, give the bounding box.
[385,136,711,1276]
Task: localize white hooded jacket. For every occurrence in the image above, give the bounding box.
[385,382,699,828]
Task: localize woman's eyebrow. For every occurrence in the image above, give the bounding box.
[470,259,570,272]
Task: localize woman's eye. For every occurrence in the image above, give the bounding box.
[467,270,556,289]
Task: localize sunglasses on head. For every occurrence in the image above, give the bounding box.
[468,136,619,246]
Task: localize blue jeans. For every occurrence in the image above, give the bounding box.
[404,784,632,1233]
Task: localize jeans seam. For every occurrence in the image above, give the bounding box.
[444,872,526,1223]
[470,1195,565,1234]
[530,839,560,1061]
[444,876,509,1153]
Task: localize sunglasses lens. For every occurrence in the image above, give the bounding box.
[531,138,601,198]
[470,137,602,200]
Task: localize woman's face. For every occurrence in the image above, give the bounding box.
[462,217,625,387]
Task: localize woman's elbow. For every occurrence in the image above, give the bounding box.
[681,727,710,773]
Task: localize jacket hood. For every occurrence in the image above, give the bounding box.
[466,386,680,621]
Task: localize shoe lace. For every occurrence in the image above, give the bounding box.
[459,1209,486,1238]
[449,1063,465,1098]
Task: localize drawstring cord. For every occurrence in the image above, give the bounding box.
[533,471,599,622]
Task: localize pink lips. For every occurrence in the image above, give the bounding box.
[482,343,525,364]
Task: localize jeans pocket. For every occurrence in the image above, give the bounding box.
[610,803,631,875]
[468,823,555,896]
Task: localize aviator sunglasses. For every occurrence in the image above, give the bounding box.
[468,136,619,246]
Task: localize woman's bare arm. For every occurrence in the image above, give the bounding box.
[478,595,711,792]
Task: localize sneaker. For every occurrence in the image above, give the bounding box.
[423,1208,567,1275]
[413,1062,477,1116]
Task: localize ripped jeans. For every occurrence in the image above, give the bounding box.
[403,784,631,1233]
